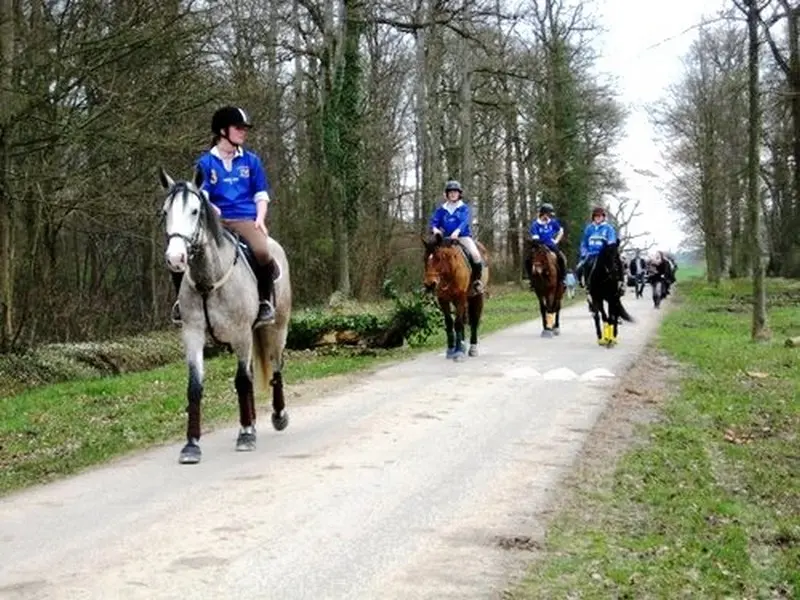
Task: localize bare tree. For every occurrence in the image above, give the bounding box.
[736,0,771,340]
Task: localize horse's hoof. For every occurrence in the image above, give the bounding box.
[453,351,466,362]
[179,441,201,464]
[236,428,257,451]
[445,348,456,359]
[552,328,561,336]
[468,344,478,357]
[541,330,553,338]
[272,411,289,431]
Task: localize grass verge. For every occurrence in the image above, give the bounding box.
[0,283,565,496]
[510,277,800,599]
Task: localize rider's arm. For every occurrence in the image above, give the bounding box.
[451,204,470,238]
[251,154,271,205]
[553,220,564,244]
[251,155,270,223]
[604,223,618,245]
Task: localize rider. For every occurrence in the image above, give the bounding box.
[429,180,484,294]
[524,202,566,290]
[170,105,277,327]
[574,205,625,293]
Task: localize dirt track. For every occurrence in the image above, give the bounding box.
[0,295,664,599]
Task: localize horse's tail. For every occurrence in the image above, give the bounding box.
[252,326,272,396]
[618,298,635,323]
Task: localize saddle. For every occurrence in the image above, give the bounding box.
[224,230,282,282]
[442,238,476,269]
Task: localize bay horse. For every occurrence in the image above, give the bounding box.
[527,240,565,337]
[585,242,634,347]
[422,232,488,361]
[160,166,292,464]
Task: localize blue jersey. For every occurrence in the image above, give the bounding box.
[196,146,270,220]
[429,201,473,237]
[580,221,617,258]
[529,217,562,249]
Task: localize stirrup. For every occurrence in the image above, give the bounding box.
[473,279,484,294]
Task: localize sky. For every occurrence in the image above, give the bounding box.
[592,0,729,253]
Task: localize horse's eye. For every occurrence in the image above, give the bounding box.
[191,208,199,216]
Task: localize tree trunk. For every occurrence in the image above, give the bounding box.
[746,0,769,340]
[504,109,520,274]
[414,4,427,228]
[0,0,14,350]
[787,7,800,273]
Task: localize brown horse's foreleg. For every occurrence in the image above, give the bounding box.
[453,297,468,359]
[439,299,456,357]
[233,359,257,451]
[553,287,563,334]
[538,295,548,331]
[467,293,483,356]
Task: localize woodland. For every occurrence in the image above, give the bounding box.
[0,0,797,350]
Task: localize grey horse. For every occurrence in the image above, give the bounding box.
[160,166,292,464]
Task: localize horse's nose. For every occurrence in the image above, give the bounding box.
[424,281,436,293]
[165,250,187,272]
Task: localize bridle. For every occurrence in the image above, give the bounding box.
[163,184,240,295]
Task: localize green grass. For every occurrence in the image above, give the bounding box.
[0,283,558,496]
[511,277,800,599]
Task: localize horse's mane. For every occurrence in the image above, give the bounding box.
[170,181,226,248]
[423,234,461,275]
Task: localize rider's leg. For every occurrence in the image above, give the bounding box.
[459,236,484,293]
[171,271,184,324]
[555,249,567,283]
[223,219,276,326]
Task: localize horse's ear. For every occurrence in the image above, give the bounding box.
[193,164,204,189]
[158,167,174,191]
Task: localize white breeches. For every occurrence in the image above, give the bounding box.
[459,237,482,263]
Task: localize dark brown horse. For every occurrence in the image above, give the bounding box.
[422,232,488,361]
[527,240,565,338]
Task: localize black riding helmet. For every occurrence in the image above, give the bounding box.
[211,106,253,136]
[444,180,462,194]
[539,202,554,215]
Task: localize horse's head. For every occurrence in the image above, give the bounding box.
[530,239,554,277]
[421,232,462,293]
[159,166,223,272]
[595,242,622,279]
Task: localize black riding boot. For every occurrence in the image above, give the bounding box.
[556,251,567,285]
[255,259,277,327]
[171,271,184,324]
[471,261,484,293]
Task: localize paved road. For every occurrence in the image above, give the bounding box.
[0,294,664,600]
